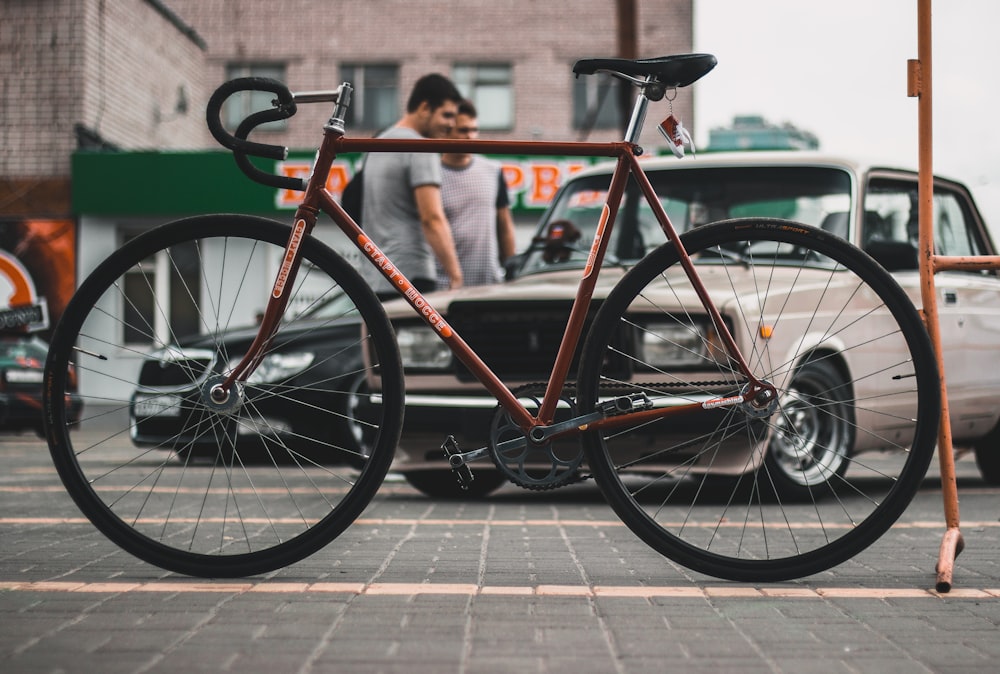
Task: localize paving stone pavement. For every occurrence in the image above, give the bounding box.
[2,432,1000,674]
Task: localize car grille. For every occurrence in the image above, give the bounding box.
[138,352,216,387]
[445,300,631,382]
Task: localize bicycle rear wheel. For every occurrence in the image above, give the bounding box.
[577,218,939,581]
[43,215,403,577]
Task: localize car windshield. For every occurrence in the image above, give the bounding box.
[519,165,852,275]
[292,287,359,321]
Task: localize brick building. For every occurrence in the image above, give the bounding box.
[167,0,694,148]
[1,0,210,219]
[0,0,210,333]
[2,0,694,335]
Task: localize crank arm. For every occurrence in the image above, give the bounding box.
[527,393,653,444]
[444,437,524,470]
[442,436,525,489]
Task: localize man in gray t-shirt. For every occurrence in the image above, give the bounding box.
[361,74,464,297]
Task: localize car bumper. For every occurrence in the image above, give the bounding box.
[0,391,82,430]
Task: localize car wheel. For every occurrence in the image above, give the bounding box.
[403,469,507,499]
[973,420,1000,485]
[760,359,853,501]
[342,372,374,464]
[334,374,378,468]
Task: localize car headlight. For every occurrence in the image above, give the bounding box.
[396,326,452,370]
[228,351,315,384]
[638,320,710,368]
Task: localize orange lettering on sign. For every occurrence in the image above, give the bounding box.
[501,163,525,191]
[528,164,561,206]
[276,162,311,207]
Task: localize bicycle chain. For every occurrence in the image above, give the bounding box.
[491,379,747,491]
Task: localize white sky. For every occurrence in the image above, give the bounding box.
[693,0,1000,228]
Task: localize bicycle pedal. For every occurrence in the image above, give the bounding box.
[441,435,474,489]
[599,393,653,417]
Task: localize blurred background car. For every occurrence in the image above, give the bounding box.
[129,290,375,465]
[1,333,82,437]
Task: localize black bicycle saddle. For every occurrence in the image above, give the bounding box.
[573,53,717,88]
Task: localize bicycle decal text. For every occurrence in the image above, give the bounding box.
[272,218,307,299]
[358,234,453,337]
[583,205,611,279]
[701,395,744,410]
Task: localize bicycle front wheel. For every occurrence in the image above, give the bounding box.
[577,218,939,582]
[43,215,403,577]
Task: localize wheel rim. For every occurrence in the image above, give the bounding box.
[770,385,848,487]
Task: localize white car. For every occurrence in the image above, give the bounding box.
[383,152,1000,498]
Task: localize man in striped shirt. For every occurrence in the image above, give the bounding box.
[436,100,517,288]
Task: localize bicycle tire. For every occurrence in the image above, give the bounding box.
[43,215,403,577]
[576,218,939,582]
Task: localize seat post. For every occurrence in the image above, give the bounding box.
[622,77,654,145]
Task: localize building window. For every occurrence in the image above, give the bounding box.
[453,64,513,131]
[572,72,622,131]
[122,237,200,346]
[122,260,156,345]
[340,64,399,132]
[224,63,288,132]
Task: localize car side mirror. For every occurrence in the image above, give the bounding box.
[534,219,582,263]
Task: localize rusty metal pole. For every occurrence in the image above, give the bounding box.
[909,0,964,593]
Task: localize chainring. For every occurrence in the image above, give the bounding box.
[488,384,586,491]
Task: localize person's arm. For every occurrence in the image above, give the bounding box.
[495,169,517,263]
[414,184,463,289]
[496,206,517,262]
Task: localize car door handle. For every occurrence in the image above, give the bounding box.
[942,289,958,305]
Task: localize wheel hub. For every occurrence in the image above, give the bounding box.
[740,380,779,419]
[201,375,245,416]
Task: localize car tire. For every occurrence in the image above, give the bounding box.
[403,469,507,499]
[973,421,1000,485]
[341,372,374,468]
[759,358,853,501]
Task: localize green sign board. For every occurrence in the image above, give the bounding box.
[72,150,610,218]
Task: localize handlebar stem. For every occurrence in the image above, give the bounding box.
[324,82,353,135]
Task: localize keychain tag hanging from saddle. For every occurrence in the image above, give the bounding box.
[657,89,695,159]
[658,115,695,159]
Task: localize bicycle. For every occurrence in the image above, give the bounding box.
[43,54,940,582]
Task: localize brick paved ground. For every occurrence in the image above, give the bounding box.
[2,432,999,674]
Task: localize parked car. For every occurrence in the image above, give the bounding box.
[0,333,82,436]
[383,151,1000,498]
[129,290,375,464]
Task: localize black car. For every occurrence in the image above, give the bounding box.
[129,292,374,464]
[1,333,82,436]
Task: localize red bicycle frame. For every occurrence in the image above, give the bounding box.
[223,130,773,438]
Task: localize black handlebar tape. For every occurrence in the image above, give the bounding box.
[207,77,306,191]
